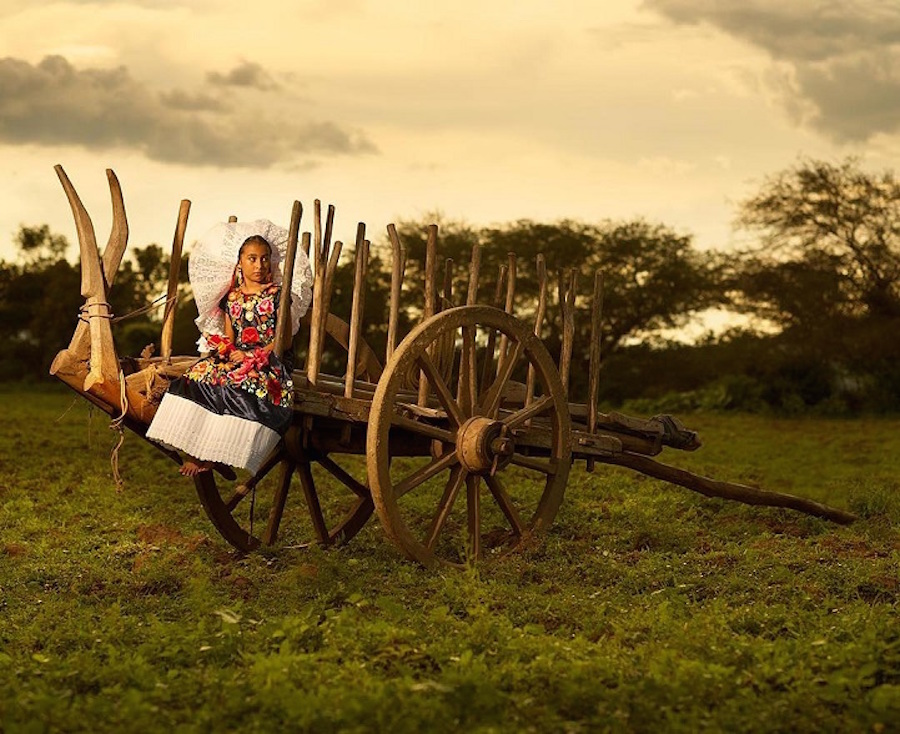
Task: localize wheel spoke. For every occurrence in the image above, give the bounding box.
[426,464,466,550]
[477,339,523,418]
[224,449,284,511]
[502,395,553,429]
[395,451,459,498]
[390,413,457,444]
[509,453,558,475]
[484,473,526,537]
[416,350,466,427]
[296,461,330,545]
[317,454,371,498]
[466,474,482,560]
[263,460,294,545]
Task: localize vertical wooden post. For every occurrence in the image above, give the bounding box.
[314,200,322,260]
[434,257,455,381]
[496,252,517,376]
[457,244,481,416]
[345,237,369,399]
[524,254,548,424]
[386,224,406,365]
[558,268,577,396]
[323,204,335,256]
[160,200,190,363]
[274,201,302,360]
[466,244,482,307]
[310,236,343,381]
[441,258,453,312]
[228,215,237,223]
[586,271,604,472]
[418,224,438,407]
[305,230,323,386]
[480,263,508,392]
[422,224,439,320]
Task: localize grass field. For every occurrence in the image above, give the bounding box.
[1,385,898,732]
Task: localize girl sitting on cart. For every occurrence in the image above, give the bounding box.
[147,220,313,476]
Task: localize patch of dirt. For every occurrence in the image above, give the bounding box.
[816,535,887,559]
[2,542,27,557]
[137,523,208,552]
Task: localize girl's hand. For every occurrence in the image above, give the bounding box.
[229,349,247,364]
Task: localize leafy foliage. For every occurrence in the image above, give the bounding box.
[0,226,198,379]
[1,389,898,731]
[390,216,722,354]
[735,158,900,322]
[723,158,900,411]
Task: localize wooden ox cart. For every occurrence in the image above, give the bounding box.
[49,167,855,567]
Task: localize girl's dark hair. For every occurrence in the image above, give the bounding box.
[238,234,272,258]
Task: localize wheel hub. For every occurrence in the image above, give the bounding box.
[456,417,515,475]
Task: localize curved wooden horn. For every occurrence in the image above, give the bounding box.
[103,168,129,286]
[55,165,101,299]
[54,165,119,390]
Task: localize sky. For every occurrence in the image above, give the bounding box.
[3,0,900,264]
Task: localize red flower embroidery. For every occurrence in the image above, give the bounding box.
[268,379,282,405]
[242,326,260,344]
[207,333,235,359]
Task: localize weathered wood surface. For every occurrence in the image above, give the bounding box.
[602,452,857,525]
[274,200,301,359]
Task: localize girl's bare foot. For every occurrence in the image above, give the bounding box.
[179,459,213,476]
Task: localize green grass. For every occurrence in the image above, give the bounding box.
[1,385,899,733]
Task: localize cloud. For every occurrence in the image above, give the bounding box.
[642,0,900,141]
[160,89,227,111]
[0,55,376,166]
[207,61,279,91]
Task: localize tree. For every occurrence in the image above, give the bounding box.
[388,216,722,359]
[0,227,81,380]
[734,157,900,323]
[0,225,197,380]
[730,158,900,410]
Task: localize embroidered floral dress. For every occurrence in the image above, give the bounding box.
[147,283,294,473]
[186,284,293,406]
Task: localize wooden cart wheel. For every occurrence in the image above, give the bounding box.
[194,432,374,552]
[193,313,379,552]
[367,305,572,567]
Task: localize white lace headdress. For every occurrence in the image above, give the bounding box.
[189,219,313,351]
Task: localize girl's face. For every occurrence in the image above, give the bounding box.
[239,243,272,285]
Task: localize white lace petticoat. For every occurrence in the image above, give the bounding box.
[146,392,280,474]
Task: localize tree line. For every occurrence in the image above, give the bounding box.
[4,157,899,414]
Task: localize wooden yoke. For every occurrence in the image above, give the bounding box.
[49,166,159,424]
[50,166,127,392]
[50,166,128,381]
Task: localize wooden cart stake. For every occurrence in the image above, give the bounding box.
[586,270,604,472]
[274,201,301,359]
[558,268,577,394]
[418,224,439,407]
[524,253,548,425]
[386,223,406,364]
[160,199,191,363]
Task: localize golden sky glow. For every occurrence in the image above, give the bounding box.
[2,0,900,260]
